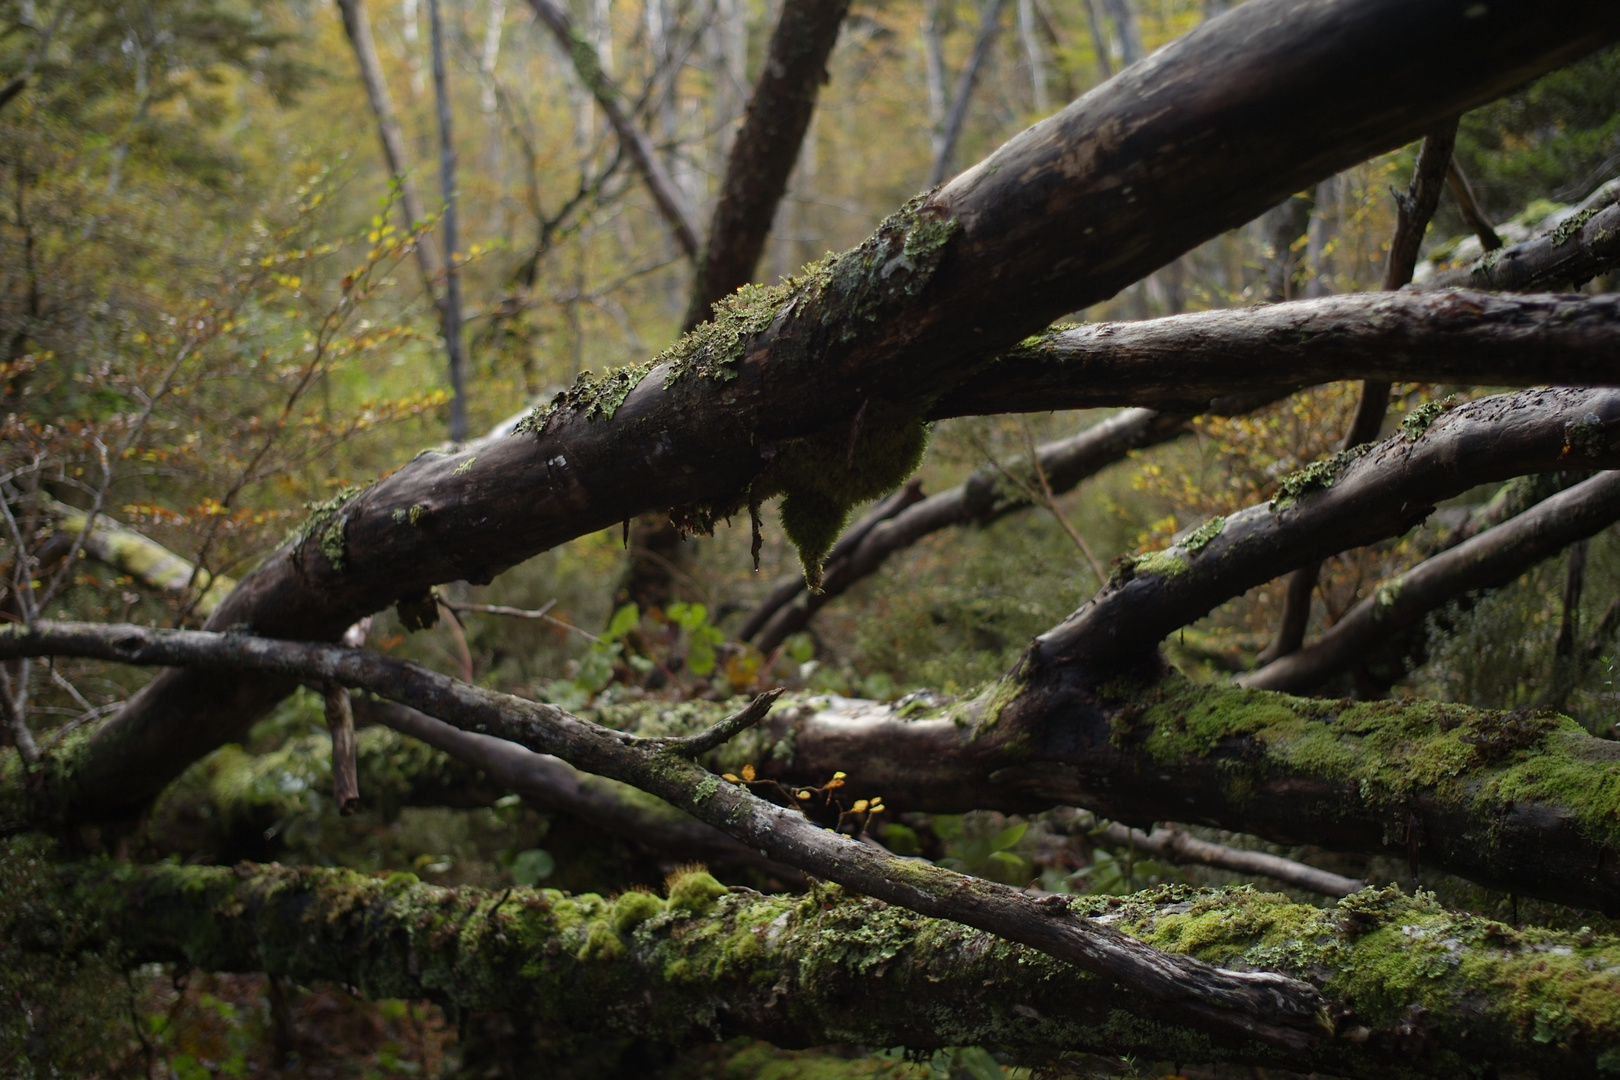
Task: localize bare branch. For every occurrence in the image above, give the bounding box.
[523,0,702,259]
[932,290,1620,419]
[1421,188,1620,291]
[1240,471,1620,694]
[1038,387,1620,668]
[1072,814,1366,898]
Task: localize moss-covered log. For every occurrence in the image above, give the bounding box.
[11,841,1620,1078]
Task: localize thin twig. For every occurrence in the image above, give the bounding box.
[439,598,603,643]
[669,687,785,757]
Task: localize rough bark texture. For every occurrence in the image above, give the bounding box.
[15,846,1620,1078]
[1422,198,1620,292]
[681,0,850,331]
[52,0,1620,826]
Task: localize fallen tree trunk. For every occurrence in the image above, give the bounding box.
[59,0,1620,826]
[15,845,1620,1077]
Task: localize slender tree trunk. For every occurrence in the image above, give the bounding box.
[929,0,1008,187]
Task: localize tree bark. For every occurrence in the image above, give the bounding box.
[681,0,851,331]
[1241,470,1620,693]
[1422,197,1620,292]
[427,0,470,442]
[20,853,1620,1076]
[51,0,1620,825]
[335,0,445,294]
[931,290,1620,418]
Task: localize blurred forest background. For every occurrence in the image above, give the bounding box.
[3,0,1620,1075]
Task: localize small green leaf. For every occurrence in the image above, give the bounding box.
[604,603,641,641]
[991,822,1028,851]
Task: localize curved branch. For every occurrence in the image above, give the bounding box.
[1038,387,1620,667]
[59,0,1620,824]
[1240,470,1620,693]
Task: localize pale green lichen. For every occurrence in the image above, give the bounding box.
[291,485,367,571]
[1132,549,1191,578]
[1401,396,1456,441]
[1270,447,1369,509]
[1549,205,1601,246]
[1183,515,1225,553]
[453,456,477,476]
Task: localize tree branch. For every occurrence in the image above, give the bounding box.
[523,0,702,259]
[928,290,1620,418]
[0,622,1327,1048]
[1421,190,1620,292]
[1071,813,1366,898]
[1242,471,1620,693]
[1039,387,1620,667]
[55,0,1620,824]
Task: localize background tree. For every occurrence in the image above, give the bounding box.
[5,0,1620,1077]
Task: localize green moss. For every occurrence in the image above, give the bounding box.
[579,916,627,961]
[1123,674,1620,846]
[1270,446,1369,508]
[665,869,727,917]
[611,890,663,935]
[453,456,477,475]
[758,413,931,588]
[1400,396,1456,441]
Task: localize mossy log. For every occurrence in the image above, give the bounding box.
[12,842,1620,1078]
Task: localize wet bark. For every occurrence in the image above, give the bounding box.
[50,0,1620,825]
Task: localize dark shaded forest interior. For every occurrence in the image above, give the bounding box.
[6,0,1620,1077]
